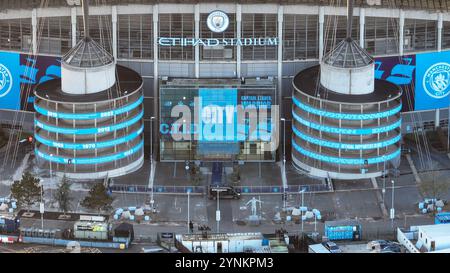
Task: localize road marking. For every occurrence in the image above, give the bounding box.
[406,154,422,185]
[371,177,388,218]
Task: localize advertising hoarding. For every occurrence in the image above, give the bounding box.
[0,51,21,110]
[20,53,61,111]
[374,54,415,112]
[0,51,61,111]
[414,50,450,111]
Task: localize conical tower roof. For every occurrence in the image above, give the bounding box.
[62,37,114,68]
[322,38,373,68]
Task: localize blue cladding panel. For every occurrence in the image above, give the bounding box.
[292,127,401,150]
[35,125,144,149]
[34,96,144,119]
[292,111,401,135]
[292,97,402,120]
[415,51,450,111]
[0,51,21,110]
[292,141,400,165]
[35,140,143,165]
[35,111,143,135]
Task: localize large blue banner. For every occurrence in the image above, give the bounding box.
[0,51,21,110]
[20,54,61,111]
[199,88,237,142]
[198,88,239,155]
[374,54,415,112]
[415,51,450,111]
[0,51,61,111]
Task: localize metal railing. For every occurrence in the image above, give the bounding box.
[109,183,332,194]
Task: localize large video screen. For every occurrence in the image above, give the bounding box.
[160,86,275,150]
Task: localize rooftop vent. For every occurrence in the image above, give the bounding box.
[322,38,373,68]
[62,37,114,68]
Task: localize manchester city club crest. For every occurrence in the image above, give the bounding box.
[422,62,450,99]
[0,63,13,98]
[207,10,229,33]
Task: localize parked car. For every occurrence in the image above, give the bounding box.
[208,185,241,200]
[367,240,401,253]
[322,241,342,253]
[142,247,165,253]
[379,244,402,253]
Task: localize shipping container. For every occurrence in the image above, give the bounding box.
[21,236,128,249]
[324,220,361,241]
[74,221,109,240]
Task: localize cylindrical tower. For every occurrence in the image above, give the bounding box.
[33,1,144,179]
[291,2,402,180]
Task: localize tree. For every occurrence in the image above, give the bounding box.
[190,165,202,186]
[10,172,41,211]
[81,182,114,214]
[230,164,241,185]
[53,175,73,215]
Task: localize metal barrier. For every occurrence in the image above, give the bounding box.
[235,184,332,194]
[110,184,331,194]
[110,185,205,194]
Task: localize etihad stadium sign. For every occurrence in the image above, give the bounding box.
[158,10,278,47]
[158,37,279,47]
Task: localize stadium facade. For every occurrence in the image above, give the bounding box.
[0,0,450,178]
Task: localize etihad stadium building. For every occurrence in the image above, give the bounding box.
[0,0,449,178]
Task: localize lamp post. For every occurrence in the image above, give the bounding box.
[300,188,306,234]
[216,190,220,233]
[390,179,395,228]
[39,179,44,230]
[49,154,53,200]
[211,187,225,233]
[280,118,286,164]
[382,156,386,203]
[150,116,155,163]
[150,116,156,212]
[187,190,191,233]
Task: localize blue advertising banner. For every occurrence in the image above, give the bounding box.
[0,50,61,111]
[0,51,21,110]
[415,50,450,111]
[198,88,239,155]
[374,54,416,112]
[199,88,238,142]
[20,54,61,111]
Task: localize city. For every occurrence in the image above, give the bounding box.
[0,0,450,261]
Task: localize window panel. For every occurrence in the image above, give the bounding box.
[118,14,152,59]
[365,17,399,56]
[159,14,194,60]
[404,19,437,52]
[242,14,277,61]
[443,21,450,49]
[324,16,359,54]
[37,16,72,55]
[77,15,112,53]
[283,14,319,60]
[0,18,32,52]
